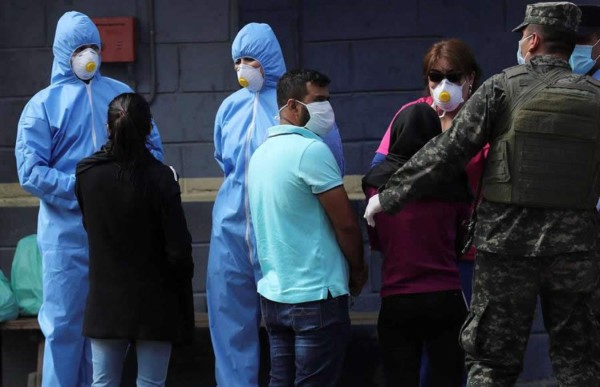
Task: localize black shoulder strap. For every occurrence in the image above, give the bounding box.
[503,65,529,79]
[505,67,565,118]
[584,74,600,88]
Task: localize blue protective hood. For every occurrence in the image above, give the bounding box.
[51,11,101,84]
[231,23,286,89]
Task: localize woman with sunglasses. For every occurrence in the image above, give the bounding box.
[372,39,484,172]
[372,38,487,298]
[365,39,487,386]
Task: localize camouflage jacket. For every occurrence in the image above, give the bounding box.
[379,55,600,257]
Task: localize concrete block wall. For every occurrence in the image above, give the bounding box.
[2,0,600,385]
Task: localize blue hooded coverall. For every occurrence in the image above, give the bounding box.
[207,23,345,386]
[15,12,163,387]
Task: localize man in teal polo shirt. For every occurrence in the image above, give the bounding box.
[248,69,368,386]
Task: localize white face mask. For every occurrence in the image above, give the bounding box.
[71,47,100,80]
[237,63,264,92]
[431,79,464,112]
[297,100,336,137]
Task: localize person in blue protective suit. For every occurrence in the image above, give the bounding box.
[15,11,163,387]
[207,23,345,386]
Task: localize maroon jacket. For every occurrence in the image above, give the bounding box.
[365,186,470,298]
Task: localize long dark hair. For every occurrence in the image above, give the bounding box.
[106,92,152,168]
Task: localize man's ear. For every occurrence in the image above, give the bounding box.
[287,98,295,109]
[288,99,301,115]
[529,32,541,53]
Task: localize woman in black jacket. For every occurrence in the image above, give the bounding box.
[75,92,194,386]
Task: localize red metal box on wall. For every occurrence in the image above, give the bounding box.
[92,17,136,63]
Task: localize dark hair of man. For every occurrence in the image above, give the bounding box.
[277,69,331,108]
[422,39,483,94]
[528,24,577,57]
[107,92,152,168]
[576,30,600,45]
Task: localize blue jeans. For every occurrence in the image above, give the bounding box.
[90,339,172,387]
[260,295,351,387]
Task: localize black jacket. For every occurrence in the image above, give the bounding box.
[75,146,194,343]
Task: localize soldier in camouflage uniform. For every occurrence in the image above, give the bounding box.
[364,2,600,386]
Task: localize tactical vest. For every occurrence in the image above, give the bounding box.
[483,66,600,209]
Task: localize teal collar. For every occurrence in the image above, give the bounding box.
[268,125,322,141]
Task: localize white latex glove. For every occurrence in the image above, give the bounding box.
[364,194,383,227]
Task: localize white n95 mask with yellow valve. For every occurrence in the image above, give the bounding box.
[71,47,100,80]
[237,63,264,92]
[431,79,464,112]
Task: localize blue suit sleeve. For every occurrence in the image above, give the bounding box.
[213,111,226,174]
[15,114,77,209]
[371,152,386,168]
[322,122,345,176]
[147,119,164,161]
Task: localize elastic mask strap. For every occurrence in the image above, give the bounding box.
[431,101,446,118]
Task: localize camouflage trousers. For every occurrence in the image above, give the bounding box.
[460,251,600,387]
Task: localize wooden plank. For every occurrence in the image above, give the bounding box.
[0,175,367,207]
[0,318,39,330]
[195,313,209,327]
[350,312,378,326]
[0,312,377,332]
[195,312,378,328]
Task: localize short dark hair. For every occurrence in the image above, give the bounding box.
[277,69,330,108]
[528,24,577,56]
[107,92,152,167]
[576,31,600,45]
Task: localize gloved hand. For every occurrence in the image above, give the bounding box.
[363,194,382,227]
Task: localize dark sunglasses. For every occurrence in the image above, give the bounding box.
[428,71,463,84]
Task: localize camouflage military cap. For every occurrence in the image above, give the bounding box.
[512,2,581,32]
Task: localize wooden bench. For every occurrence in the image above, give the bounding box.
[1,318,44,387]
[1,311,377,386]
